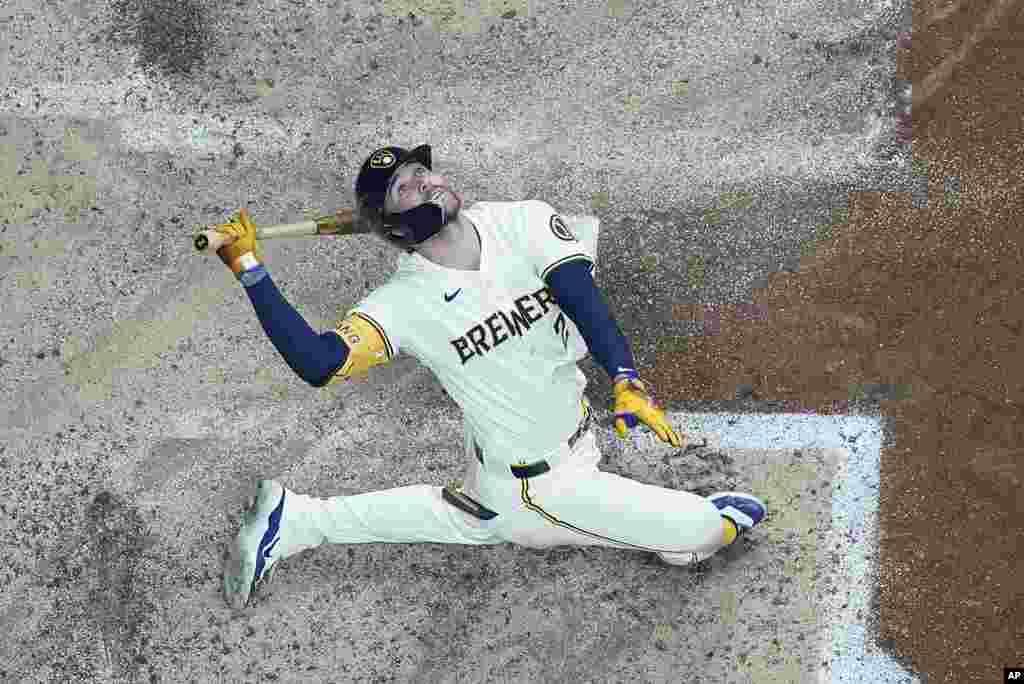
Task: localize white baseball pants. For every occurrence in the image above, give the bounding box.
[282,428,728,566]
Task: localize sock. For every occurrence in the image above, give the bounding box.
[721,515,738,545]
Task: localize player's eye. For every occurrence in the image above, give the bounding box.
[399,167,426,194]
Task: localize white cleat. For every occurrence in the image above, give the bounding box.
[223,480,289,610]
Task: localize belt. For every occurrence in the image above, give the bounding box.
[474,399,592,479]
[446,402,592,521]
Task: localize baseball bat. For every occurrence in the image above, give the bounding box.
[193,208,368,253]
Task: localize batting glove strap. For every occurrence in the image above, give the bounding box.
[612,377,648,399]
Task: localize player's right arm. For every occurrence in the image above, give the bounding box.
[240,265,393,387]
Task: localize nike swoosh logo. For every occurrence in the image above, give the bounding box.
[253,491,285,585]
[444,289,462,302]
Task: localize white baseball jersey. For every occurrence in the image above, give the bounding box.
[346,200,599,466]
[231,201,738,588]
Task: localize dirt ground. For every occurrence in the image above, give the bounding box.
[646,2,1024,681]
[1,1,1019,681]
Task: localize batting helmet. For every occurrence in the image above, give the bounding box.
[353,144,451,252]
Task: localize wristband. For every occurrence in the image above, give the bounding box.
[238,262,268,287]
[613,369,639,384]
[231,252,261,273]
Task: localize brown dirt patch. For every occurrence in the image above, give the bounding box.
[645,1,1024,680]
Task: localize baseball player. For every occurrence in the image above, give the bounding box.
[219,144,767,610]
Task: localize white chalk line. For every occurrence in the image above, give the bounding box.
[645,411,921,684]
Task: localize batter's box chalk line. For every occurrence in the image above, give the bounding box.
[634,412,920,684]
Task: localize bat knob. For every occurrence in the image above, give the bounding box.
[194,233,209,251]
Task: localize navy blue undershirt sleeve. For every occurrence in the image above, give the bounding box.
[544,258,638,381]
[240,268,349,387]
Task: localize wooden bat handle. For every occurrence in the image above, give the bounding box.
[193,208,364,253]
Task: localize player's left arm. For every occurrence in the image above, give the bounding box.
[545,260,635,382]
[523,200,636,383]
[528,200,682,446]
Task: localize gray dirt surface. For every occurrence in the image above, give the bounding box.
[0,0,911,681]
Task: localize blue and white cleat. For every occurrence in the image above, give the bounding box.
[661,491,769,566]
[708,491,768,536]
[223,480,292,610]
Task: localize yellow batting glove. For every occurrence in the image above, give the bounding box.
[214,207,263,275]
[612,377,683,448]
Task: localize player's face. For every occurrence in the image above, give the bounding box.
[386,163,462,217]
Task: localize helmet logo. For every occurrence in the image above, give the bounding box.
[550,214,577,242]
[370,149,397,169]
